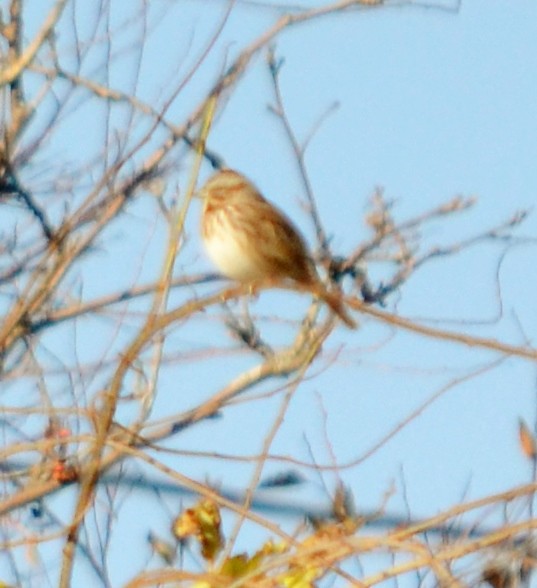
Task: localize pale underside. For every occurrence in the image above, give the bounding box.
[204,213,266,281]
[203,197,317,285]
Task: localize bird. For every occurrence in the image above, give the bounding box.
[199,168,356,329]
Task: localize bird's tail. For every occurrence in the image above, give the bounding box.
[318,288,357,329]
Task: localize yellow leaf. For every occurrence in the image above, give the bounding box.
[172,500,223,561]
[280,567,321,588]
[220,553,252,578]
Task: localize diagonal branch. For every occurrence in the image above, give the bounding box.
[0,0,69,87]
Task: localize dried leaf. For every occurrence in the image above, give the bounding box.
[172,500,223,561]
[147,532,176,565]
[518,419,536,460]
[52,460,78,484]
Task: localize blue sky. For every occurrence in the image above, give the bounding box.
[146,0,537,581]
[7,0,537,585]
[168,0,537,495]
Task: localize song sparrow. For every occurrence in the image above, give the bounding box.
[200,169,356,328]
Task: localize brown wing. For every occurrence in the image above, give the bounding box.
[247,191,317,284]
